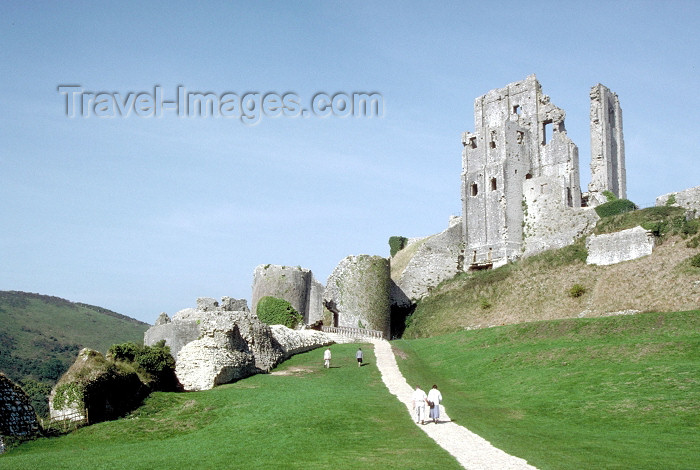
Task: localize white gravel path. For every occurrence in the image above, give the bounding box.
[369,338,538,470]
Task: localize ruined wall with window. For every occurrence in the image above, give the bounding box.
[461,75,621,268]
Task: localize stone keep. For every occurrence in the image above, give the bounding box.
[324,255,391,337]
[461,75,622,268]
[588,84,626,205]
[251,264,325,325]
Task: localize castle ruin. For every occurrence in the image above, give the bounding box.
[460,75,625,269]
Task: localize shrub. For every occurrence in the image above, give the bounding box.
[568,284,587,298]
[602,190,617,202]
[108,341,176,391]
[389,236,408,257]
[479,297,492,310]
[595,199,637,218]
[256,296,303,329]
[690,254,700,268]
[665,194,677,206]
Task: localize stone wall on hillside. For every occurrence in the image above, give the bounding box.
[656,186,700,214]
[586,226,655,265]
[391,220,464,305]
[0,373,40,453]
[251,264,325,325]
[324,255,391,337]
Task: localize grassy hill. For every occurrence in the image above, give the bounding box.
[393,310,700,469]
[0,291,149,416]
[0,343,461,470]
[401,206,700,338]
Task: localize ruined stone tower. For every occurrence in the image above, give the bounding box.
[461,75,623,269]
[461,75,582,268]
[588,84,626,205]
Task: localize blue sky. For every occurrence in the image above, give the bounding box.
[1,1,698,324]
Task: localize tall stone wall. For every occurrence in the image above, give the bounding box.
[391,219,463,304]
[589,84,626,204]
[324,255,391,337]
[1,373,40,452]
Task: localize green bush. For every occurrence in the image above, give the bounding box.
[665,194,677,206]
[479,297,492,310]
[256,296,303,328]
[595,199,637,218]
[602,190,617,202]
[690,254,700,268]
[108,341,176,391]
[568,284,586,298]
[389,236,408,257]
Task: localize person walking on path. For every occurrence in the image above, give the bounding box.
[323,348,331,368]
[427,384,443,424]
[356,347,363,367]
[412,385,428,425]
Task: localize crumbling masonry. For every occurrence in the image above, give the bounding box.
[460,75,625,269]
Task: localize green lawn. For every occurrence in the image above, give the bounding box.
[392,310,700,470]
[0,343,460,470]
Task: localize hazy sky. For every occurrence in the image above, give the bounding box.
[2,1,698,324]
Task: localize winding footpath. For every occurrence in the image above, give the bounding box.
[369,338,538,470]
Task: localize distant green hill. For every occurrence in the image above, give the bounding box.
[0,291,149,416]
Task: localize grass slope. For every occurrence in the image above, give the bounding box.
[393,311,700,470]
[0,291,149,414]
[400,206,700,339]
[0,343,461,470]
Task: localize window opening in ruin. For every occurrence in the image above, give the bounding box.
[516,131,524,144]
[470,183,478,196]
[469,137,477,149]
[489,130,496,149]
[541,120,552,145]
[525,173,532,180]
[567,187,573,207]
[489,140,496,149]
[513,105,521,115]
[490,177,497,191]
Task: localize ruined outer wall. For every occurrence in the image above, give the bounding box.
[391,221,463,303]
[0,373,40,447]
[251,265,311,320]
[589,84,626,202]
[324,255,391,337]
[523,176,599,256]
[656,186,700,214]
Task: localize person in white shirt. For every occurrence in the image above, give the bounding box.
[427,384,443,423]
[412,386,428,424]
[323,348,331,368]
[356,347,363,367]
